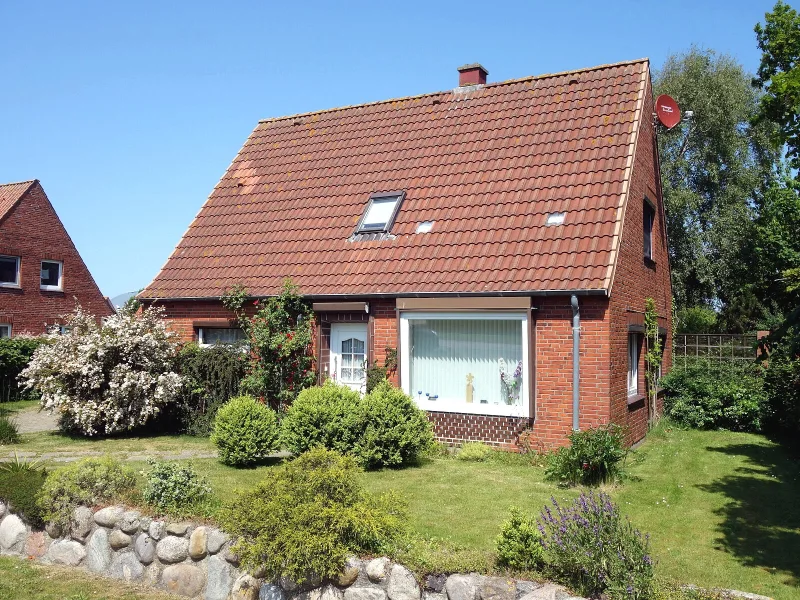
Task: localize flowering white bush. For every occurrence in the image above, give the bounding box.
[21,305,183,436]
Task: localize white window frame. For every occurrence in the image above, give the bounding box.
[197,327,246,347]
[628,333,641,397]
[0,255,20,288]
[0,323,11,338]
[40,260,63,291]
[400,311,529,417]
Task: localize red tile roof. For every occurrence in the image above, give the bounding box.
[0,180,36,222]
[141,59,650,300]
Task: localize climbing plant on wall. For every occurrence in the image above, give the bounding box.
[644,298,663,427]
[222,279,316,409]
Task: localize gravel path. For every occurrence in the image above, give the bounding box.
[11,405,59,433]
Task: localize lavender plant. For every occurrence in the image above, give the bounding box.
[538,492,655,600]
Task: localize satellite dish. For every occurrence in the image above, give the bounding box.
[655,94,681,129]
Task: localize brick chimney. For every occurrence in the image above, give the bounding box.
[458,63,488,86]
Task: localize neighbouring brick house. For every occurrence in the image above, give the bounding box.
[140,59,672,448]
[0,180,114,335]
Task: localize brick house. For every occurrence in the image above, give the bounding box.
[140,59,672,448]
[0,180,114,335]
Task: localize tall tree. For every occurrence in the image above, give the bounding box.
[654,48,780,321]
[755,1,800,172]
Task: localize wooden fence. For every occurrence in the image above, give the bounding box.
[671,333,763,370]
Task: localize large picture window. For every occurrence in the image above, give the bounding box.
[400,312,529,417]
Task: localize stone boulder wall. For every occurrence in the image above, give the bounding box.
[0,501,585,600]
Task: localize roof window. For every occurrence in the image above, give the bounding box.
[546,212,566,226]
[416,221,434,234]
[356,191,405,234]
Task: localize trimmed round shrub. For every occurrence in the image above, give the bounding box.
[280,381,362,457]
[545,424,627,486]
[37,457,136,530]
[281,380,434,469]
[142,459,212,513]
[219,447,406,584]
[496,507,544,571]
[212,395,280,466]
[355,381,435,469]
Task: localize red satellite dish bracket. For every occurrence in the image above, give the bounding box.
[655,94,681,129]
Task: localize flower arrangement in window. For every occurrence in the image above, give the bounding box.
[500,359,523,405]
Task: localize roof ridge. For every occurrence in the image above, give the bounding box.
[258,58,649,125]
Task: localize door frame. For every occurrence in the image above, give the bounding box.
[330,322,369,392]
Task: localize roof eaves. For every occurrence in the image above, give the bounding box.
[139,288,609,302]
[0,179,38,224]
[257,57,650,126]
[603,60,650,295]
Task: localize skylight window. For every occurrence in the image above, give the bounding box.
[357,191,405,234]
[546,212,566,226]
[416,221,434,234]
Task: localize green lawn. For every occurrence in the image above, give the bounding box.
[0,556,179,600]
[7,426,800,599]
[4,431,211,455]
[0,399,38,416]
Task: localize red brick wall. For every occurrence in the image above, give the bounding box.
[152,295,619,449]
[526,296,611,450]
[0,182,113,334]
[607,71,673,445]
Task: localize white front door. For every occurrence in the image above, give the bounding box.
[330,323,368,393]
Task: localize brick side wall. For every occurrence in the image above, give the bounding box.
[608,73,674,445]
[0,182,113,333]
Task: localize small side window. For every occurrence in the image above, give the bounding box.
[0,256,20,287]
[41,260,63,291]
[197,327,246,347]
[628,333,641,397]
[643,200,655,261]
[0,324,11,338]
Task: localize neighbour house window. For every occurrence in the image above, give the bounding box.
[0,256,20,287]
[0,324,10,338]
[628,333,642,397]
[400,312,529,417]
[356,191,405,234]
[197,327,245,347]
[643,200,655,261]
[40,260,63,291]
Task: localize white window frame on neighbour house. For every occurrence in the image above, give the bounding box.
[628,332,641,397]
[40,260,63,291]
[197,327,246,347]
[399,311,530,418]
[0,255,20,288]
[0,324,11,338]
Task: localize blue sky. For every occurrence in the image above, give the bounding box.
[0,0,780,297]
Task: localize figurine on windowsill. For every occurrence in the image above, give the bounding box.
[466,373,474,403]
